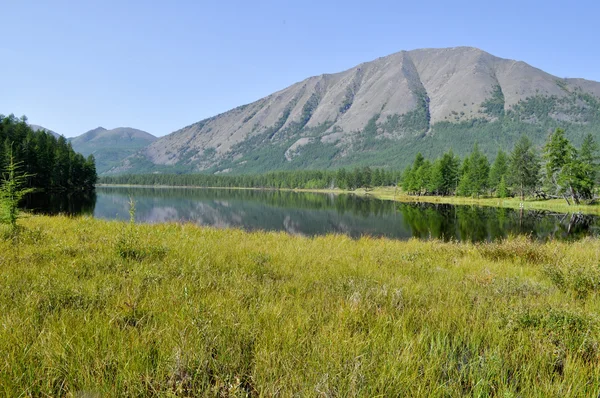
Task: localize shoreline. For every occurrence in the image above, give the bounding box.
[96,184,600,215]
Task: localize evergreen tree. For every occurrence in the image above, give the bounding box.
[336,168,348,189]
[509,135,540,200]
[579,133,599,189]
[416,160,432,195]
[457,144,489,197]
[457,157,472,196]
[401,166,413,194]
[543,128,573,197]
[541,128,595,204]
[497,176,508,198]
[489,150,508,195]
[0,148,34,233]
[0,114,97,193]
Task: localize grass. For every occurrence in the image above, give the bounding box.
[2,216,600,396]
[364,187,600,216]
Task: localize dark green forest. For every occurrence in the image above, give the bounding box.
[100,168,402,191]
[0,114,97,191]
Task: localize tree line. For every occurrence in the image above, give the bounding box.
[401,129,599,204]
[0,114,97,191]
[101,128,599,206]
[100,168,404,191]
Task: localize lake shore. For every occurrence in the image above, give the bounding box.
[2,215,600,395]
[97,184,600,215]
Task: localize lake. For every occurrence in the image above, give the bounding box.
[23,187,600,242]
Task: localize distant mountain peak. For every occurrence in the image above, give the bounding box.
[69,127,157,173]
[105,46,600,175]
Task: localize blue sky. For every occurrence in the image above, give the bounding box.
[1,0,599,137]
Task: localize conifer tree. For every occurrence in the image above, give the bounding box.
[509,135,540,200]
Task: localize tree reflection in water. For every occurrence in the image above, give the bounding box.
[24,187,600,242]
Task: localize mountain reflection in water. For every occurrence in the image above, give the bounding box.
[24,187,600,242]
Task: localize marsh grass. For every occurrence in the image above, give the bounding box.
[1,216,600,396]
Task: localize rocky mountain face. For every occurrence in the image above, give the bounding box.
[109,47,600,175]
[69,127,157,173]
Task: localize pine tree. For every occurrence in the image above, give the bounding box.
[489,150,508,195]
[509,135,540,200]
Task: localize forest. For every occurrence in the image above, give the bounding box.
[0,114,97,192]
[101,129,599,205]
[100,168,403,191]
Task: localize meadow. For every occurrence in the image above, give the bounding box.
[1,215,600,396]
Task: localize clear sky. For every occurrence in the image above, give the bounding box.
[1,0,599,137]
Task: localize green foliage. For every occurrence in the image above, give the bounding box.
[489,150,509,196]
[100,168,401,191]
[481,85,505,118]
[542,128,598,204]
[457,143,490,197]
[509,135,540,200]
[0,148,34,233]
[0,114,97,191]
[497,176,508,198]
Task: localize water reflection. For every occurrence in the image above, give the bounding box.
[399,203,599,242]
[24,187,600,242]
[24,191,97,216]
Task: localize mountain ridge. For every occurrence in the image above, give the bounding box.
[107,46,600,175]
[69,127,157,174]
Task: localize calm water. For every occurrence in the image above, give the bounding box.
[24,187,600,242]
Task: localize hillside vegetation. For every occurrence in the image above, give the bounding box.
[108,47,600,175]
[2,216,600,396]
[0,114,97,192]
[70,127,156,174]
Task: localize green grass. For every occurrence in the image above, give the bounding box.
[365,187,600,216]
[2,216,600,396]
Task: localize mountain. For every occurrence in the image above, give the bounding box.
[69,127,157,173]
[110,47,600,175]
[29,124,60,138]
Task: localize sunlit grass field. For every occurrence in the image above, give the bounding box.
[2,215,600,396]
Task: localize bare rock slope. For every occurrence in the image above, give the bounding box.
[112,47,600,174]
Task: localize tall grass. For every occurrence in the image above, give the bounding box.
[1,216,600,396]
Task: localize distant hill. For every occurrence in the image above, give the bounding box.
[108,46,600,175]
[29,124,60,139]
[69,127,157,173]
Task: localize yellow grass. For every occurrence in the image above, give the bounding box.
[2,216,600,396]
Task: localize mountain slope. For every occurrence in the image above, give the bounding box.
[70,127,157,173]
[29,124,60,139]
[111,47,600,175]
